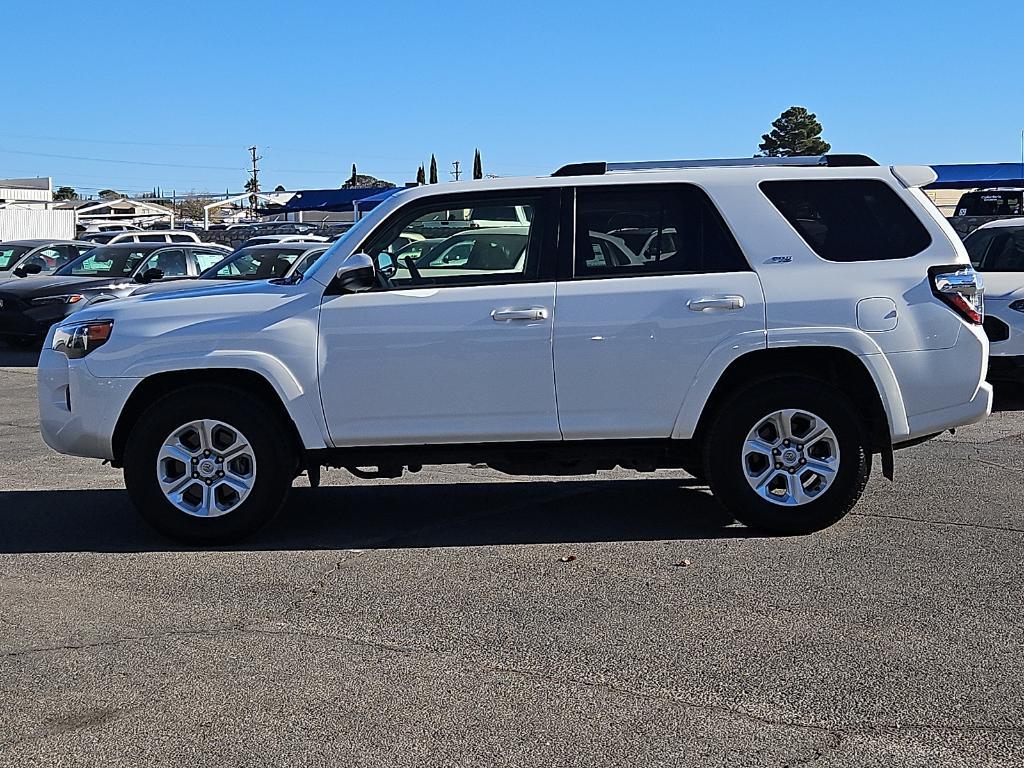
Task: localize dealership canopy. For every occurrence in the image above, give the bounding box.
[260,187,402,215]
[926,163,1024,190]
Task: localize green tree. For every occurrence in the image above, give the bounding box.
[757,106,831,157]
[429,154,438,184]
[472,149,483,180]
[274,184,286,192]
[53,186,78,201]
[244,177,259,194]
[416,164,426,185]
[98,189,121,200]
[349,163,358,186]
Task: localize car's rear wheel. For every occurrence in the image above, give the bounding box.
[703,376,870,534]
[123,385,295,544]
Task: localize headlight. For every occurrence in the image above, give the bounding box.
[30,294,84,307]
[52,320,114,359]
[1009,300,1024,313]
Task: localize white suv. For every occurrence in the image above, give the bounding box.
[38,155,992,543]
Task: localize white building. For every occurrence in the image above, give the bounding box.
[0,177,53,206]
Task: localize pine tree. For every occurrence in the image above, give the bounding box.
[472,149,483,180]
[350,164,358,185]
[416,165,426,185]
[757,106,831,157]
[429,154,438,184]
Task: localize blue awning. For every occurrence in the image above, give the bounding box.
[260,187,398,214]
[927,163,1024,190]
[352,187,402,211]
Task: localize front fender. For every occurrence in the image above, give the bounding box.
[90,350,329,450]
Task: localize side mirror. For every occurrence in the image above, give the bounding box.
[333,252,376,293]
[136,267,165,284]
[14,263,42,278]
[377,253,397,279]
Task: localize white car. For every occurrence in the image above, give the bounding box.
[38,154,991,543]
[964,217,1024,381]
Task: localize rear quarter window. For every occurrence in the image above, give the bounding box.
[761,179,932,262]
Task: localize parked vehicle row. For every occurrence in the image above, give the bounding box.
[35,154,992,545]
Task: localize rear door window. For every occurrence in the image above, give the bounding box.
[761,179,932,261]
[573,184,749,277]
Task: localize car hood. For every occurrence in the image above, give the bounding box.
[127,278,236,297]
[0,275,140,299]
[980,272,1024,301]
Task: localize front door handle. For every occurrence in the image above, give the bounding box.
[687,295,745,312]
[491,307,550,322]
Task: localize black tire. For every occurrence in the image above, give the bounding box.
[703,375,870,535]
[123,384,296,544]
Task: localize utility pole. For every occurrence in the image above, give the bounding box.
[248,145,262,217]
[451,160,461,181]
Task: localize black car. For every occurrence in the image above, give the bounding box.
[0,241,229,345]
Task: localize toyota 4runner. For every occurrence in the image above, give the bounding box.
[37,155,992,543]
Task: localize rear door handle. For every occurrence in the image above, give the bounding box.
[687,295,745,312]
[491,307,550,322]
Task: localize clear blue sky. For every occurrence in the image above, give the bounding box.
[3,0,1022,196]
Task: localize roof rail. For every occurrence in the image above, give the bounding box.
[551,154,878,177]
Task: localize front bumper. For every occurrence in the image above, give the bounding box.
[0,300,77,340]
[38,344,141,460]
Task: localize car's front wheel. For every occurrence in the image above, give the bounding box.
[123,385,296,544]
[703,376,870,534]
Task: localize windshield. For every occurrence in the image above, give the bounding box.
[55,247,150,278]
[966,226,1024,271]
[200,246,307,280]
[288,249,328,278]
[0,245,32,270]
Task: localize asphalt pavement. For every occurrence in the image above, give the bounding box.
[1,343,1023,767]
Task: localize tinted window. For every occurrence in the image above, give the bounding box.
[204,246,306,280]
[192,249,229,271]
[58,247,150,277]
[574,185,748,277]
[0,245,31,270]
[138,234,166,243]
[362,195,545,287]
[170,234,194,242]
[762,180,931,262]
[141,249,188,278]
[966,227,1024,271]
[956,192,1023,217]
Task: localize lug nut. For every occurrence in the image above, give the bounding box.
[775,463,782,469]
[205,479,212,486]
[192,472,198,479]
[772,448,780,456]
[217,471,224,477]
[204,450,211,457]
[799,458,806,465]
[788,468,796,474]
[783,439,790,447]
[215,456,223,464]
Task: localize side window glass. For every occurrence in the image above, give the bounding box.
[141,249,187,278]
[193,250,227,271]
[171,234,193,243]
[574,185,748,277]
[761,180,932,262]
[362,196,543,287]
[139,234,164,243]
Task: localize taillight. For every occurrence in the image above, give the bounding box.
[930,265,984,325]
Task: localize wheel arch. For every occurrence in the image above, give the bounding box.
[676,345,905,454]
[111,368,314,467]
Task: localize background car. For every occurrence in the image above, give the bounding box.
[965,218,1024,382]
[0,240,96,280]
[0,242,229,345]
[236,234,327,249]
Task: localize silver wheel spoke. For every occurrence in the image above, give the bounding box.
[741,408,840,508]
[155,419,256,519]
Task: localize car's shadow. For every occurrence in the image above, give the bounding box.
[0,342,40,368]
[993,383,1024,412]
[0,478,754,554]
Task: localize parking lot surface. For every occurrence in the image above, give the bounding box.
[1,345,1023,767]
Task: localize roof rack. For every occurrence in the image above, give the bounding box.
[551,154,878,177]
